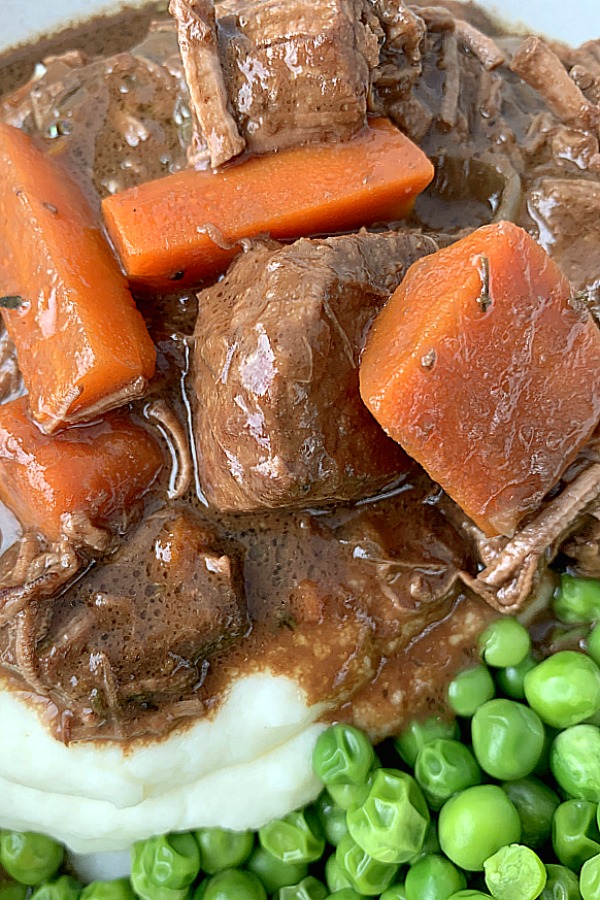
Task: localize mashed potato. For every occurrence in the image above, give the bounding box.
[0,673,326,854]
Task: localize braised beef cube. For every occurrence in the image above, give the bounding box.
[169,0,382,166]
[528,178,600,291]
[2,30,189,199]
[193,231,437,511]
[35,510,247,722]
[217,0,381,155]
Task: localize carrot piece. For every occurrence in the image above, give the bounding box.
[102,118,434,291]
[360,221,600,537]
[0,122,156,433]
[0,397,163,543]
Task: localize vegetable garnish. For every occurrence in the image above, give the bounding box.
[0,295,25,310]
[101,118,434,292]
[0,122,156,433]
[360,221,600,537]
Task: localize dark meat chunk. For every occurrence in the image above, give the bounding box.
[528,178,600,291]
[1,510,248,738]
[193,231,437,512]
[168,0,244,167]
[1,29,190,199]
[170,0,381,167]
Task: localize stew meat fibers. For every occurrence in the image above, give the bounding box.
[0,0,599,748]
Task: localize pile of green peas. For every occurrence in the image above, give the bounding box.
[3,572,600,900]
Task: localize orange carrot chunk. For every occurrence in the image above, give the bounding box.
[102,118,434,292]
[0,122,156,433]
[0,397,163,543]
[360,221,600,537]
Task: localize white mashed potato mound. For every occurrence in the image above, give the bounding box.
[0,672,327,854]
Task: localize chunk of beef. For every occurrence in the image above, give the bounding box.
[193,231,437,512]
[170,0,381,167]
[528,178,600,291]
[0,510,247,738]
[1,28,190,199]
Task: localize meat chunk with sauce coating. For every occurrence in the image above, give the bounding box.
[170,0,382,166]
[3,509,248,738]
[192,231,437,512]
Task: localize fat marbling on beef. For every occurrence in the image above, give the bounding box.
[192,230,437,512]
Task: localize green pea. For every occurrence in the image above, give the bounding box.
[438,784,521,871]
[194,828,253,874]
[554,575,600,624]
[495,655,537,701]
[478,617,531,667]
[379,885,408,900]
[247,846,308,893]
[552,800,600,870]
[0,882,29,900]
[327,781,371,812]
[30,876,82,900]
[414,739,481,810]
[312,725,375,787]
[587,623,600,667]
[259,809,325,864]
[524,652,600,728]
[501,776,560,849]
[405,854,466,900]
[315,793,348,847]
[325,855,354,893]
[131,833,200,900]
[448,666,495,717]
[539,864,582,899]
[483,844,546,900]
[551,725,600,802]
[407,822,440,866]
[0,832,64,886]
[346,769,429,865]
[275,876,328,900]
[80,879,136,900]
[335,834,398,896]
[580,854,600,900]
[201,869,266,900]
[471,698,545,780]
[394,716,460,767]
[192,883,206,900]
[448,893,493,899]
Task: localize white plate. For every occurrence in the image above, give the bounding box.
[0,0,598,53]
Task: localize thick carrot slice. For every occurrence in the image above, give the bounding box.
[102,118,434,291]
[360,222,600,537]
[0,122,156,433]
[0,397,163,543]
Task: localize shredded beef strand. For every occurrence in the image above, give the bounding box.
[463,462,600,613]
[145,399,193,499]
[439,31,461,127]
[369,0,426,63]
[510,36,599,130]
[455,19,504,70]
